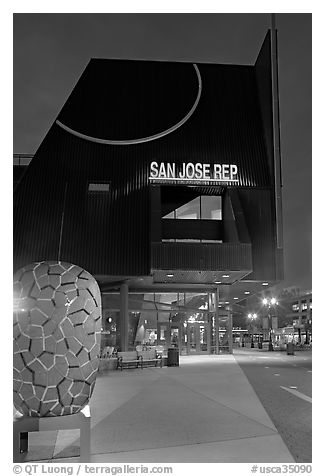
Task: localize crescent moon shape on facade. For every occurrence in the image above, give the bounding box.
[56,64,202,146]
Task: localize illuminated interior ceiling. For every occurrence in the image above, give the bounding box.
[97,274,273,310]
[152,269,249,285]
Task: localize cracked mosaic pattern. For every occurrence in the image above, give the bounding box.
[13,261,102,417]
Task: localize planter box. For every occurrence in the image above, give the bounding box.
[99,358,118,372]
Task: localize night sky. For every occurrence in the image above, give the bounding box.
[13,13,312,292]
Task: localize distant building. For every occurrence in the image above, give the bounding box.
[282,290,312,343]
[238,286,312,348]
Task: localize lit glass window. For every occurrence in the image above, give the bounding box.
[176,197,200,219]
[88,182,110,192]
[164,211,175,219]
[201,196,222,220]
[163,196,222,220]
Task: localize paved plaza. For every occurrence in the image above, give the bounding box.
[19,353,295,463]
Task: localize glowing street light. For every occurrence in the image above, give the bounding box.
[247,313,258,347]
[262,297,278,351]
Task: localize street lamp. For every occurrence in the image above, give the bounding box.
[247,313,257,348]
[262,297,278,351]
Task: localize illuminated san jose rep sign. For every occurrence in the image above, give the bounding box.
[149,161,239,184]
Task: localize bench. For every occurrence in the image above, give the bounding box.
[117,351,142,370]
[116,350,163,370]
[137,349,163,368]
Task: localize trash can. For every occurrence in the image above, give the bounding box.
[167,347,179,367]
[286,342,295,355]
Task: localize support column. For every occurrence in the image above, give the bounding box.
[298,300,303,343]
[228,306,233,354]
[214,289,219,355]
[271,14,284,252]
[120,283,129,351]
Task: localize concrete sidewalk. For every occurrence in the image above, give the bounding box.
[21,354,295,463]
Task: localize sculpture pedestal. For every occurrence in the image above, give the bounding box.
[13,405,91,463]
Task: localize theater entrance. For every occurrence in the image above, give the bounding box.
[102,291,224,355]
[157,321,211,355]
[186,322,210,354]
[157,322,182,350]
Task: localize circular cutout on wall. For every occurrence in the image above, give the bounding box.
[56,60,202,145]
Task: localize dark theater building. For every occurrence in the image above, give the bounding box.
[14,29,283,356]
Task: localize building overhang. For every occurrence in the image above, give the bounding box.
[151,242,253,277]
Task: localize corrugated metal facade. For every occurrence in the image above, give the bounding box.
[14,127,151,276]
[14,33,282,283]
[151,242,252,271]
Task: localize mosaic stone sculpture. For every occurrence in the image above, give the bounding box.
[13,261,102,417]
